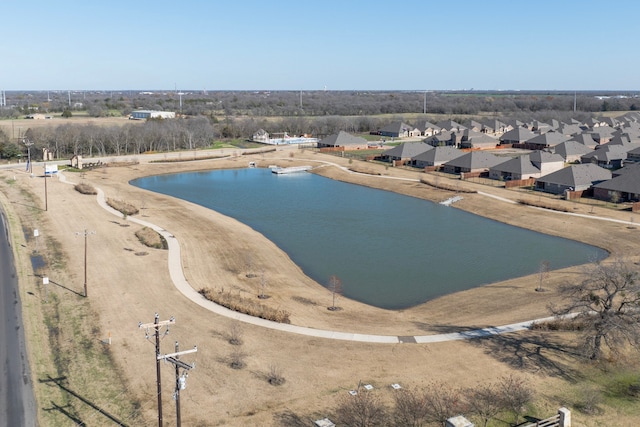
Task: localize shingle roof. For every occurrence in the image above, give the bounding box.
[537,164,612,187]
[444,151,503,169]
[318,131,368,147]
[499,127,537,143]
[491,155,540,174]
[593,166,640,193]
[553,141,593,158]
[412,146,464,164]
[382,142,432,158]
[526,132,570,147]
[529,151,564,164]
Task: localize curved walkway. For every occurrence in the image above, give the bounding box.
[57,169,622,344]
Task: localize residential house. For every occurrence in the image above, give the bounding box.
[489,155,542,181]
[530,151,565,175]
[524,132,570,150]
[252,129,270,143]
[567,133,599,150]
[481,119,511,136]
[553,140,593,163]
[423,131,454,147]
[435,120,466,133]
[499,126,537,146]
[442,151,504,175]
[626,145,640,163]
[379,142,432,163]
[457,129,499,149]
[317,131,369,150]
[580,145,629,169]
[535,164,611,195]
[412,146,464,169]
[590,126,616,144]
[415,121,441,137]
[592,165,640,202]
[378,122,420,138]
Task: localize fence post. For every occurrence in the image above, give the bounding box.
[558,407,571,427]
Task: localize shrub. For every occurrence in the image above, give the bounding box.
[74,183,97,195]
[199,287,291,324]
[106,198,139,216]
[134,227,167,249]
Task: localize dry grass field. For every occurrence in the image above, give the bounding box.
[1,128,640,425]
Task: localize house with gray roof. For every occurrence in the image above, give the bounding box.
[499,126,537,145]
[415,121,441,137]
[457,129,498,149]
[317,131,369,150]
[593,165,640,202]
[435,120,466,133]
[489,155,542,181]
[412,146,464,168]
[524,132,570,150]
[535,164,612,195]
[590,126,616,144]
[553,140,593,163]
[530,151,565,174]
[423,131,454,147]
[378,122,420,138]
[581,145,629,169]
[442,151,504,175]
[379,142,432,162]
[481,119,511,136]
[568,133,599,150]
[626,145,640,163]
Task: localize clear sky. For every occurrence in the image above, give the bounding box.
[2,0,639,91]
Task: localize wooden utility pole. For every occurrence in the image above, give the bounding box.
[159,341,197,427]
[139,314,175,427]
[75,229,95,297]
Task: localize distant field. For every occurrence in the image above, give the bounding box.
[0,116,135,139]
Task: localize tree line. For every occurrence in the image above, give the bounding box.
[2,90,639,120]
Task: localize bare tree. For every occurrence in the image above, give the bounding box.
[465,383,503,427]
[498,374,533,426]
[537,260,550,292]
[258,270,268,299]
[334,387,388,427]
[422,382,465,427]
[551,257,640,360]
[328,275,342,311]
[391,387,428,427]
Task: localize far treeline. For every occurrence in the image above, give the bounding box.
[0,90,639,160]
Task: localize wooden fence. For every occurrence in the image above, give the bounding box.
[505,178,536,188]
[520,413,560,427]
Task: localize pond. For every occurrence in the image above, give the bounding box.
[131,168,606,309]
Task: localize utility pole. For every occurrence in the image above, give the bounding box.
[23,138,33,175]
[75,229,95,297]
[140,314,174,427]
[160,341,197,427]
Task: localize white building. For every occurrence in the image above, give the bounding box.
[129,110,176,120]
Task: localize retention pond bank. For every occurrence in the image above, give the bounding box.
[131,168,607,309]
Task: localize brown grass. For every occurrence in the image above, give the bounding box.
[134,227,167,249]
[420,177,477,193]
[106,198,139,216]
[199,287,291,323]
[517,198,571,212]
[74,183,97,195]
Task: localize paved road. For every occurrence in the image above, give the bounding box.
[0,206,37,427]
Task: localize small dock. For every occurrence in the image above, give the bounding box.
[271,165,312,175]
[440,195,463,206]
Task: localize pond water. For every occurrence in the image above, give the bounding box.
[131,168,606,309]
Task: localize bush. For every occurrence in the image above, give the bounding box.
[74,183,97,195]
[134,227,167,249]
[106,198,139,216]
[199,287,291,324]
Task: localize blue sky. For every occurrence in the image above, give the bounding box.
[2,0,639,91]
